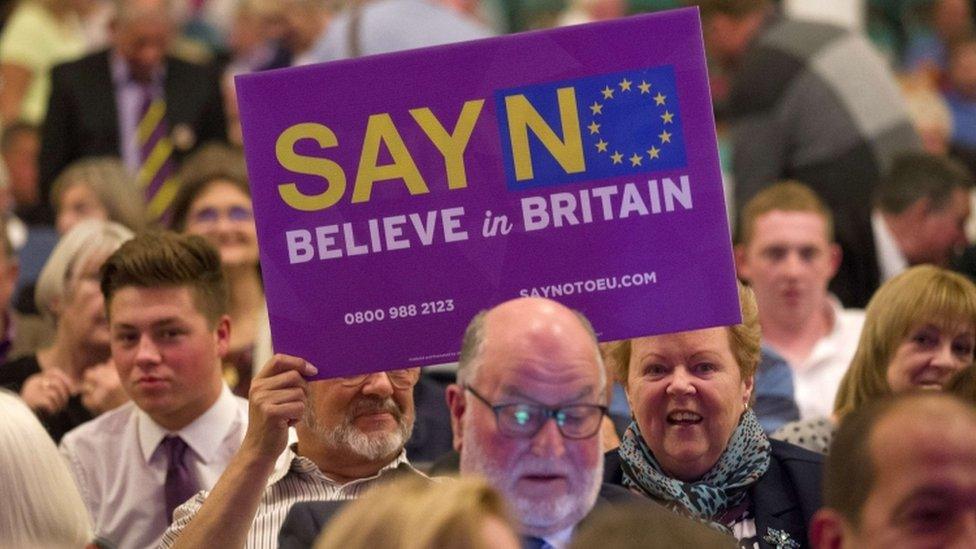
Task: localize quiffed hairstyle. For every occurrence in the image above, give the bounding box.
[100,231,228,326]
[0,390,92,548]
[834,265,976,417]
[314,475,516,549]
[50,156,146,232]
[875,151,975,214]
[610,280,761,384]
[35,220,134,321]
[169,143,250,232]
[736,180,834,245]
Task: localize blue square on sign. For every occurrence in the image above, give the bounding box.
[495,66,687,192]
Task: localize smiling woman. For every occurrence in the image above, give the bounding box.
[774,265,976,455]
[602,281,823,546]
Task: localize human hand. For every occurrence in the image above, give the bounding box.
[80,360,129,415]
[20,368,74,416]
[242,354,317,463]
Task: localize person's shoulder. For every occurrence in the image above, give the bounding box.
[769,437,824,466]
[61,401,136,449]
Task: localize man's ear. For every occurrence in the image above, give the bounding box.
[828,242,842,278]
[214,315,232,358]
[445,384,466,452]
[809,508,849,549]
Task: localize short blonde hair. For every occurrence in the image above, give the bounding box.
[50,157,146,233]
[314,476,515,549]
[736,180,834,245]
[834,265,976,417]
[35,220,134,321]
[0,390,92,547]
[609,280,761,384]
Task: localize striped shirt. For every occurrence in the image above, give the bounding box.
[158,446,413,549]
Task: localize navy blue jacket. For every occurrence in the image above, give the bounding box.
[603,439,822,549]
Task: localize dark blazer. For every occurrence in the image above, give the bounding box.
[830,211,881,309]
[603,439,822,549]
[277,478,694,549]
[38,50,227,218]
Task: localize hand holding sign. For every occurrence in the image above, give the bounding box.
[242,354,317,463]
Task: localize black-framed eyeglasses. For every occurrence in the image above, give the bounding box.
[464,385,607,440]
[338,368,419,389]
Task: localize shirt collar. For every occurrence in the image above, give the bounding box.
[267,444,412,487]
[137,384,240,464]
[110,50,166,88]
[872,210,908,282]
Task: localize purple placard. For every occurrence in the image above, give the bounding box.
[236,8,740,379]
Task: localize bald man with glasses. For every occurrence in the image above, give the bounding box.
[159,354,425,549]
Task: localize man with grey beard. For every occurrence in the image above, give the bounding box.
[159,355,423,549]
[445,297,675,546]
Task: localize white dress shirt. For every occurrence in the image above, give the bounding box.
[789,298,865,419]
[158,447,415,549]
[60,385,248,549]
[872,210,909,282]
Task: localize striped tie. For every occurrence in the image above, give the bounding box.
[136,87,179,221]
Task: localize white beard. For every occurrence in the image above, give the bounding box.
[305,397,413,461]
[460,422,603,536]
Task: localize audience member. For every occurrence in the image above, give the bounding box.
[306,0,493,63]
[159,362,422,548]
[51,156,146,235]
[0,0,86,125]
[606,282,822,546]
[170,144,269,397]
[59,231,248,549]
[0,121,42,225]
[736,181,864,419]
[831,151,973,308]
[0,220,132,441]
[775,264,976,453]
[312,475,520,549]
[445,297,682,546]
[0,390,93,549]
[557,0,626,26]
[690,0,920,241]
[39,0,227,222]
[810,392,976,548]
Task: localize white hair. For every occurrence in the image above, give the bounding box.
[0,390,92,547]
[34,219,134,321]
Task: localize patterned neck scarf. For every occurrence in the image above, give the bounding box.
[618,409,771,532]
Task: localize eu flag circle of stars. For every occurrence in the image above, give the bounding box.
[586,77,676,169]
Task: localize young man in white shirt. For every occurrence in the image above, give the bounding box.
[60,232,248,549]
[735,181,865,419]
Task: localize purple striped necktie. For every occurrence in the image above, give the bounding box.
[161,435,198,521]
[136,85,179,222]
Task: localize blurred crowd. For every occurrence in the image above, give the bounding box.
[1,1,976,548]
